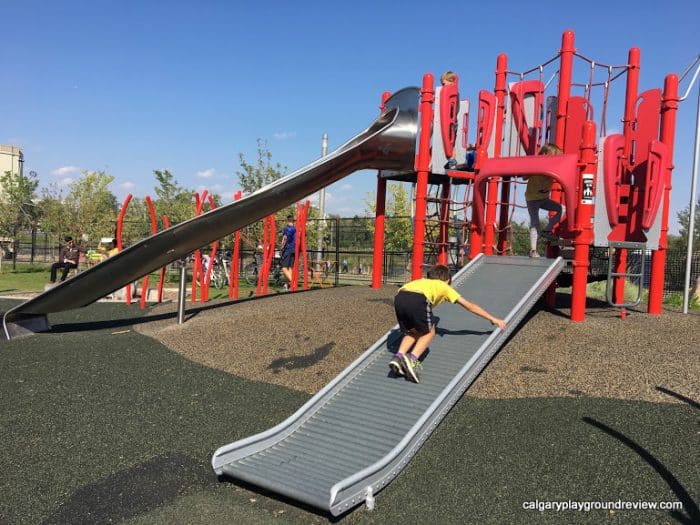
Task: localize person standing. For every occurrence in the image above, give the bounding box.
[279,215,296,290]
[526,143,563,257]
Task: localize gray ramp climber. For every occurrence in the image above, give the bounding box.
[212,254,564,516]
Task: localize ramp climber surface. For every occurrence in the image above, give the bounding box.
[212,255,564,515]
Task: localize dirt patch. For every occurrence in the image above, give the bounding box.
[136,286,399,395]
[135,287,700,404]
[467,305,699,404]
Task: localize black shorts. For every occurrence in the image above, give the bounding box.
[394,290,433,336]
[281,250,295,268]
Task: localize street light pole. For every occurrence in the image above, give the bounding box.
[316,133,328,269]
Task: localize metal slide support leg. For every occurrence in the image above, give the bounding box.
[178,257,187,325]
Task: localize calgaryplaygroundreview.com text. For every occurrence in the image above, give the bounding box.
[521,499,684,513]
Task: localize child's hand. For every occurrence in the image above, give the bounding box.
[491,318,506,330]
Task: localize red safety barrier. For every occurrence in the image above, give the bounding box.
[563,96,592,154]
[439,79,459,159]
[509,79,544,155]
[476,90,497,151]
[472,154,580,235]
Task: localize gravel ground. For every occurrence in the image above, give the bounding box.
[135,286,699,404]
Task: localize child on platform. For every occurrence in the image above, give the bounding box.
[389,264,506,383]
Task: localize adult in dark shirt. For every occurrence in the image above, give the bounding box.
[280,215,296,290]
[49,236,82,283]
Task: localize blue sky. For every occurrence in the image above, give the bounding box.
[1,0,698,233]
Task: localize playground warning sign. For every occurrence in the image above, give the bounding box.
[581,174,594,204]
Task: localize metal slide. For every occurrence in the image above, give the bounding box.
[2,88,420,340]
[212,255,564,516]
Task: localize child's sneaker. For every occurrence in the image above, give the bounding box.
[388,355,404,376]
[400,354,421,383]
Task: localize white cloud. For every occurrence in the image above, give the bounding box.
[197,168,215,179]
[52,165,80,176]
[273,131,297,140]
[341,184,352,191]
[120,181,136,190]
[59,177,74,186]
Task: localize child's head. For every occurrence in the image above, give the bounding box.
[427,264,451,283]
[539,143,562,156]
[286,215,294,224]
[440,71,457,86]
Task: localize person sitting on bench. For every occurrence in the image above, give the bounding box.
[49,236,82,283]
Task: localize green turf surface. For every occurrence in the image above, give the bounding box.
[0,299,697,524]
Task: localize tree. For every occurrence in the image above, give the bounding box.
[364,181,413,252]
[152,169,194,226]
[236,140,293,247]
[236,139,287,195]
[64,170,118,245]
[669,199,700,251]
[0,169,39,241]
[36,182,71,247]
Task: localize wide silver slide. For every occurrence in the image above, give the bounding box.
[212,255,564,516]
[2,88,420,339]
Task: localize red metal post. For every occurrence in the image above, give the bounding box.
[555,30,575,148]
[229,191,242,299]
[613,48,641,306]
[492,54,511,254]
[116,194,132,305]
[484,55,508,255]
[140,196,158,308]
[648,74,679,314]
[371,91,391,288]
[191,192,202,302]
[412,74,435,279]
[468,148,488,259]
[571,121,598,321]
[201,194,218,302]
[157,215,170,303]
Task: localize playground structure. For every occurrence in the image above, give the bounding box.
[209,30,691,517]
[0,25,693,519]
[371,29,681,321]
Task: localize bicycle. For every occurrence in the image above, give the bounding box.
[243,253,284,287]
[210,252,232,290]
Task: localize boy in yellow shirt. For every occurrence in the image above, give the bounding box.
[389,264,506,383]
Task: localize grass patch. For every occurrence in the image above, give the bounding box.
[0,266,51,293]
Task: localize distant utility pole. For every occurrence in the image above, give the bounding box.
[316,133,328,269]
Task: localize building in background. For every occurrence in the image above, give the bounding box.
[0,144,24,199]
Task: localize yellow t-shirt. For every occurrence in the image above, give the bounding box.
[525,175,552,201]
[400,278,461,307]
